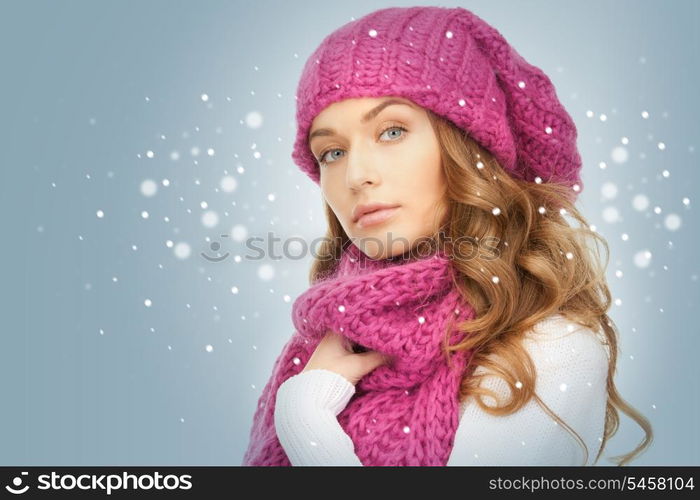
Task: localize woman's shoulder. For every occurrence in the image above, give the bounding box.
[520,313,609,376]
[466,312,609,403]
[454,313,610,465]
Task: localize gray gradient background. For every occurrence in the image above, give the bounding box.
[1,0,698,466]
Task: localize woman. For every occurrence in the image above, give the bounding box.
[242,5,652,466]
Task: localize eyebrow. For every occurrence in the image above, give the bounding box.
[308,98,417,142]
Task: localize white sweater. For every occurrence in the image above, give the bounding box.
[273,314,609,466]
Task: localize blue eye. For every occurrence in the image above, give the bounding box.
[317,148,345,165]
[379,126,406,141]
[317,125,408,166]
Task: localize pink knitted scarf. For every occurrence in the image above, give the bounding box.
[242,243,476,466]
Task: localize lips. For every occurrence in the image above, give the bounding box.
[352,202,401,223]
[355,206,401,228]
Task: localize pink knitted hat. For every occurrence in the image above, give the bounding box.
[291,6,583,198]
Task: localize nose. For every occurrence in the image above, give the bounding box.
[345,143,380,190]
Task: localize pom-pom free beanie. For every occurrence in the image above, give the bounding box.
[291,6,583,199]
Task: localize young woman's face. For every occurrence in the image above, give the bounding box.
[309,96,447,259]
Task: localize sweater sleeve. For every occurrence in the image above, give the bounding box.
[274,368,362,466]
[447,314,609,465]
[274,314,609,466]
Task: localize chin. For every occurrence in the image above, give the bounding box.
[354,235,411,260]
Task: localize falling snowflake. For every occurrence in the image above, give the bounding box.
[140,179,158,197]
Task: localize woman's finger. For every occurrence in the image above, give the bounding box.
[321,330,351,354]
[357,350,389,373]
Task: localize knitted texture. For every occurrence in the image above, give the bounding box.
[242,242,476,466]
[291,6,583,200]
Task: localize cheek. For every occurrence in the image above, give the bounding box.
[320,181,340,211]
[321,182,353,227]
[394,145,445,232]
[320,168,345,197]
[320,170,343,199]
[396,141,444,201]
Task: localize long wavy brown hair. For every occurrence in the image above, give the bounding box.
[307,109,653,466]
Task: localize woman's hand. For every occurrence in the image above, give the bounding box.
[302,330,390,386]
